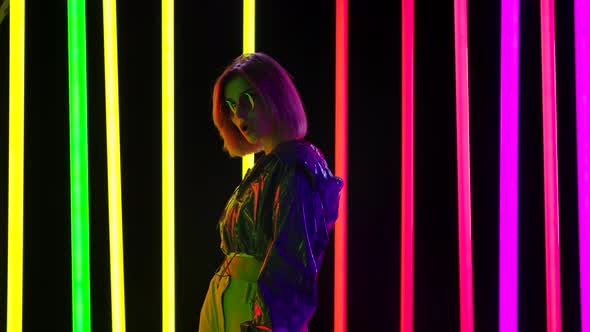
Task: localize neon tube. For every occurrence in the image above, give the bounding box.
[334,0,348,331]
[242,0,255,178]
[499,0,519,331]
[539,1,562,331]
[400,0,414,331]
[243,0,255,54]
[67,0,92,330]
[103,0,127,330]
[242,0,256,178]
[575,0,590,330]
[162,0,175,330]
[6,1,25,331]
[453,0,474,331]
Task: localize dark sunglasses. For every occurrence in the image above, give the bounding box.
[224,92,256,116]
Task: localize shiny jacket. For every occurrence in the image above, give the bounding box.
[218,139,343,332]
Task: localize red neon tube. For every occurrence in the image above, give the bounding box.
[335,0,348,331]
[539,0,562,331]
[400,0,414,331]
[453,0,474,331]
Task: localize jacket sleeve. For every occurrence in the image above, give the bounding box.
[252,163,327,332]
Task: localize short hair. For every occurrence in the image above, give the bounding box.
[212,53,308,157]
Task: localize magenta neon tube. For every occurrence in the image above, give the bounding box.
[453,0,474,331]
[540,0,563,331]
[499,0,519,331]
[400,0,414,331]
[334,0,348,331]
[575,0,590,330]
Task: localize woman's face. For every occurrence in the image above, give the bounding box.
[223,74,275,146]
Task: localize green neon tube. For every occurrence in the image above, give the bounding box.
[67,0,92,331]
[162,0,175,331]
[7,0,25,331]
[103,0,127,330]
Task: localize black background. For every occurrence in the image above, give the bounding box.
[0,0,582,331]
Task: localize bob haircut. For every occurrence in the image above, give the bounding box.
[212,53,308,157]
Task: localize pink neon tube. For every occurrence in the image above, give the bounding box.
[540,0,562,331]
[575,0,590,330]
[499,0,519,331]
[400,0,414,331]
[453,1,474,331]
[334,0,348,331]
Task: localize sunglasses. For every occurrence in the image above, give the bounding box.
[224,91,256,116]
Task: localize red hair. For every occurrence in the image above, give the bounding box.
[212,53,308,157]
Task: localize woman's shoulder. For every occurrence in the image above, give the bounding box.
[271,139,327,169]
[271,139,342,190]
[272,139,343,221]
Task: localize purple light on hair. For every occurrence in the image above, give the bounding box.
[575,0,590,330]
[499,0,519,331]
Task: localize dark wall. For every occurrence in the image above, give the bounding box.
[0,0,581,331]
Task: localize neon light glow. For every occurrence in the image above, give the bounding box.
[242,0,255,178]
[400,0,414,331]
[6,1,25,331]
[103,0,127,330]
[243,0,255,54]
[334,0,348,331]
[539,0,563,331]
[575,0,590,330]
[162,0,175,330]
[499,0,520,331]
[67,0,92,330]
[453,0,474,331]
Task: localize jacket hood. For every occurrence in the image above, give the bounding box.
[271,139,344,229]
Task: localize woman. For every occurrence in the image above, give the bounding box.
[199,53,343,332]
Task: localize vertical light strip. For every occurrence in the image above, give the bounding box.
[6,0,25,331]
[162,0,175,331]
[453,1,474,331]
[539,0,562,331]
[499,0,520,331]
[103,0,127,331]
[575,0,590,330]
[242,0,255,178]
[334,0,348,331]
[67,0,92,330]
[400,0,414,331]
[243,0,255,54]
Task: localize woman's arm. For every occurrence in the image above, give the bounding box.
[252,164,327,332]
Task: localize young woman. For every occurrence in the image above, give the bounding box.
[198,53,343,332]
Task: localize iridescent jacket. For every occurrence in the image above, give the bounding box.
[218,139,343,332]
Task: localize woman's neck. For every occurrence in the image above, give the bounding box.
[261,133,286,155]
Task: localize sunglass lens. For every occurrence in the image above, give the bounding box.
[238,93,255,113]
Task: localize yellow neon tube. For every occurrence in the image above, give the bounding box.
[103,0,126,330]
[242,0,255,178]
[162,0,175,331]
[7,1,25,331]
[243,0,255,53]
